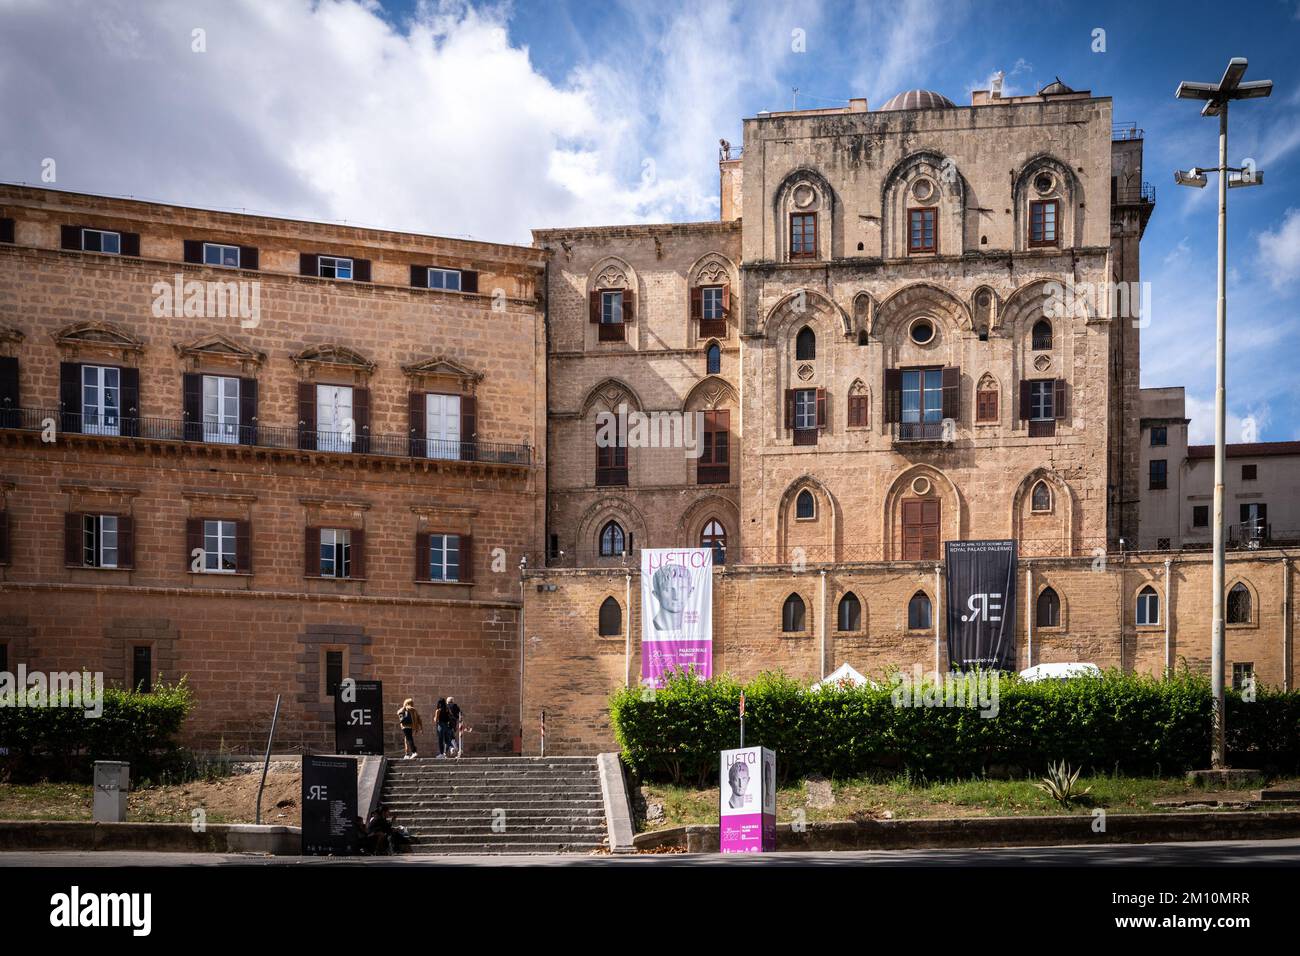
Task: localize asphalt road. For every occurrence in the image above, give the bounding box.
[3,838,1299,866]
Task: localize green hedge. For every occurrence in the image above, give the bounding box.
[610,669,1300,784]
[0,680,192,783]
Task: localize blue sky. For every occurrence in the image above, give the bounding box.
[1,0,1297,441]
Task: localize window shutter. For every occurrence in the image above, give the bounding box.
[183,240,203,264]
[186,518,203,571]
[239,377,258,445]
[352,387,370,453]
[235,520,252,573]
[60,225,82,250]
[304,527,321,577]
[119,367,140,437]
[0,510,9,565]
[589,291,601,324]
[415,532,430,581]
[350,529,366,579]
[410,265,428,288]
[460,395,477,462]
[117,515,134,569]
[816,388,828,429]
[1054,379,1068,421]
[459,535,474,583]
[942,366,961,421]
[883,368,902,424]
[182,373,203,441]
[721,283,731,319]
[461,270,479,294]
[299,253,319,277]
[238,246,258,270]
[353,259,371,283]
[784,389,795,430]
[0,218,14,243]
[408,391,426,457]
[65,512,83,566]
[689,286,703,322]
[297,382,317,450]
[120,233,140,257]
[622,289,635,323]
[60,362,82,433]
[1019,380,1033,420]
[0,355,19,415]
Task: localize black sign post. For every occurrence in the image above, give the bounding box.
[944,539,1018,672]
[334,679,384,755]
[301,754,359,855]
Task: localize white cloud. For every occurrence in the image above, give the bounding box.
[1184,393,1271,445]
[1256,207,1300,289]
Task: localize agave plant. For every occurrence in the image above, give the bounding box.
[1035,760,1093,808]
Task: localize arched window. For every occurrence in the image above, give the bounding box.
[782,593,806,632]
[1031,480,1052,513]
[907,591,932,630]
[1227,583,1252,624]
[796,489,815,519]
[598,596,622,636]
[1136,585,1159,626]
[599,520,626,557]
[976,376,999,423]
[1032,319,1053,351]
[701,519,727,565]
[838,592,862,632]
[795,326,816,360]
[1036,587,1060,627]
[706,342,721,375]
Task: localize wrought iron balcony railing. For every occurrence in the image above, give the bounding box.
[893,421,948,443]
[0,406,532,465]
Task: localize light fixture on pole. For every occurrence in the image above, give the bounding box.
[1173,57,1271,770]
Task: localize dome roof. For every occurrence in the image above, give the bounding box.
[1038,77,1075,96]
[879,89,956,112]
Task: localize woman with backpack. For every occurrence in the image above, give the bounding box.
[396,698,422,759]
[433,697,450,757]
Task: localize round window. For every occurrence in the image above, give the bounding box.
[911,476,932,496]
[911,178,936,202]
[910,319,935,345]
[1034,172,1054,195]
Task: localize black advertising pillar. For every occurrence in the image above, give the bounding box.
[301,754,359,855]
[944,539,1018,671]
[334,679,384,755]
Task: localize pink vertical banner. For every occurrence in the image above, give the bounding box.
[640,547,712,687]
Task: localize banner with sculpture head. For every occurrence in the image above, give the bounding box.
[640,547,713,687]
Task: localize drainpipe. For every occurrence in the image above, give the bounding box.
[934,564,942,677]
[1284,557,1292,692]
[819,569,827,680]
[624,571,632,688]
[1164,557,1173,677]
[518,565,526,754]
[1025,565,1033,670]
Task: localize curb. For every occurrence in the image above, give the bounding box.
[0,820,301,854]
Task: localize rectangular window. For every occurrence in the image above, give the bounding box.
[203,242,241,268]
[316,384,354,453]
[81,364,121,436]
[203,519,238,573]
[900,368,943,438]
[425,393,462,461]
[427,268,462,291]
[318,256,353,280]
[908,207,936,253]
[202,375,240,444]
[82,514,119,568]
[793,388,818,430]
[595,424,628,485]
[1149,459,1168,490]
[698,409,730,484]
[1193,505,1209,527]
[1029,380,1055,420]
[429,533,461,582]
[1232,662,1254,692]
[132,645,152,693]
[600,290,624,324]
[1029,200,1059,246]
[701,286,724,320]
[81,228,121,254]
[847,394,869,428]
[1151,425,1167,447]
[1241,464,1257,481]
[976,389,998,423]
[790,213,817,259]
[325,650,344,698]
[320,528,352,579]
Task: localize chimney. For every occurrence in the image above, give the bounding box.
[848,97,869,112]
[719,139,743,222]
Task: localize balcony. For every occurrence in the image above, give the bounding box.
[1028,419,1057,438]
[595,465,628,486]
[0,407,532,466]
[893,421,948,443]
[697,463,730,485]
[1230,521,1271,550]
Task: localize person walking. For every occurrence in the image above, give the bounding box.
[445,696,462,757]
[396,698,422,759]
[433,697,450,758]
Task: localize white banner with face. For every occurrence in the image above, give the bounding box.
[640,547,712,686]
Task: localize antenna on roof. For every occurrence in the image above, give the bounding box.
[792,87,799,110]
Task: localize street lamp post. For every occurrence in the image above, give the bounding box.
[1173,58,1271,770]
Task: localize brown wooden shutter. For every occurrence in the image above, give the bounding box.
[239,377,258,445]
[408,391,426,457]
[589,290,601,323]
[65,512,83,566]
[0,510,9,565]
[458,535,473,583]
[350,529,366,578]
[816,388,828,429]
[0,355,19,416]
[304,527,321,577]
[410,264,428,288]
[415,532,430,581]
[0,218,14,244]
[299,253,319,276]
[60,225,82,250]
[186,518,203,571]
[883,368,902,424]
[183,240,203,264]
[721,283,731,319]
[60,362,82,433]
[297,382,316,450]
[117,515,134,569]
[235,520,252,573]
[239,246,258,270]
[460,395,477,461]
[119,367,140,437]
[120,232,140,257]
[1019,380,1033,420]
[182,373,203,441]
[689,286,703,322]
[352,387,370,453]
[942,366,961,421]
[622,289,635,323]
[353,259,371,283]
[784,389,795,429]
[1054,379,1068,420]
[461,270,479,294]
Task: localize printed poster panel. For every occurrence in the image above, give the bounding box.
[720,746,776,853]
[945,539,1018,672]
[334,679,383,755]
[301,754,359,855]
[640,547,712,688]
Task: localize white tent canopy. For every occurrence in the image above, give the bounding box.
[1018,662,1102,682]
[811,662,875,690]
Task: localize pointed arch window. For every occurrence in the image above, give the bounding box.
[976,376,999,423]
[706,342,721,375]
[701,519,727,565]
[838,592,862,632]
[1227,583,1252,624]
[1032,319,1053,351]
[1136,585,1159,626]
[599,520,626,557]
[907,591,932,630]
[1036,587,1061,628]
[795,326,816,360]
[782,593,806,632]
[598,596,622,636]
[1031,480,1052,513]
[796,489,815,519]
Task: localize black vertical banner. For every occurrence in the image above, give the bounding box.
[334,679,384,755]
[945,539,1017,671]
[301,754,359,855]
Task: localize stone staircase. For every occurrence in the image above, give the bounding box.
[380,756,608,854]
